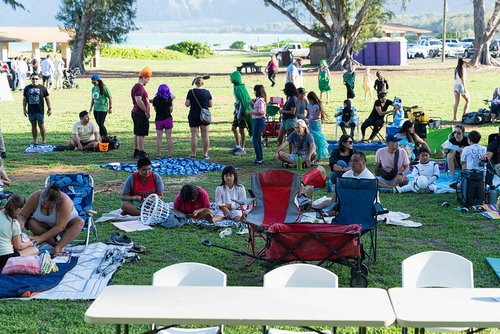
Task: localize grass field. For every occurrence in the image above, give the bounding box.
[0,53,499,333]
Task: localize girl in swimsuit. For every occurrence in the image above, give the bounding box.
[453,58,470,121]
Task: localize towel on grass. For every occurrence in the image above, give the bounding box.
[474,204,500,219]
[486,257,500,279]
[99,157,225,176]
[328,140,386,152]
[377,211,422,228]
[0,257,78,298]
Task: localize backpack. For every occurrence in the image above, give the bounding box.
[456,169,485,206]
[102,136,120,150]
[462,109,491,125]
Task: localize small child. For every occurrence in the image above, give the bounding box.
[213,166,247,223]
[306,92,329,160]
[362,68,374,102]
[152,84,174,159]
[335,99,358,138]
[392,97,404,127]
[318,60,331,103]
[395,147,439,193]
[374,71,389,95]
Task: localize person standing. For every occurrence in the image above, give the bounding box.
[285,58,303,88]
[40,55,53,90]
[131,67,152,159]
[363,68,374,102]
[373,71,389,95]
[343,60,356,99]
[152,83,174,158]
[318,60,331,103]
[247,84,267,164]
[23,73,51,145]
[453,58,471,121]
[185,76,213,159]
[52,55,64,90]
[229,71,252,156]
[89,74,112,137]
[266,54,279,87]
[17,56,28,90]
[10,56,18,91]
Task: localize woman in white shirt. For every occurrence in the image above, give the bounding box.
[213,166,247,223]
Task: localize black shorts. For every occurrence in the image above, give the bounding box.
[188,112,204,128]
[0,251,20,269]
[232,113,247,128]
[42,75,52,84]
[132,112,149,136]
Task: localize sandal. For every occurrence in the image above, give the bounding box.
[130,244,147,254]
[282,162,291,168]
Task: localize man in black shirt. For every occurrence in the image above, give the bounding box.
[483,127,500,186]
[23,73,52,145]
[361,92,393,142]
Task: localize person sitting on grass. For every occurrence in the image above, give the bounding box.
[460,130,486,172]
[17,184,84,256]
[442,124,469,181]
[172,184,214,224]
[69,110,100,151]
[375,134,410,188]
[213,166,247,223]
[0,194,39,269]
[395,147,440,193]
[274,119,316,169]
[121,157,164,216]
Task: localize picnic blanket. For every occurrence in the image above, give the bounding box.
[99,157,225,176]
[23,144,73,153]
[328,140,386,152]
[20,243,130,300]
[0,257,78,298]
[474,204,500,219]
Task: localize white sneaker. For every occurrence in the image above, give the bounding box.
[234,148,245,155]
[236,226,249,235]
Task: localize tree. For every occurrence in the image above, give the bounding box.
[263,0,397,69]
[56,0,138,72]
[230,41,246,50]
[2,0,24,10]
[470,0,500,66]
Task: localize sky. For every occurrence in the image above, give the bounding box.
[0,0,482,28]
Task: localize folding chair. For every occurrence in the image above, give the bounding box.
[402,251,474,333]
[152,262,226,334]
[263,264,337,334]
[333,178,387,264]
[244,170,302,265]
[45,173,97,252]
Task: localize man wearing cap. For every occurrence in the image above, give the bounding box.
[274,119,316,168]
[131,67,152,158]
[89,74,112,137]
[375,134,410,188]
[69,111,99,151]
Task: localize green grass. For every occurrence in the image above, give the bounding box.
[0,55,499,333]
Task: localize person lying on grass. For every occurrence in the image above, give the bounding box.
[0,194,38,269]
[121,157,164,216]
[213,166,247,223]
[274,119,317,168]
[17,184,84,256]
[172,184,214,224]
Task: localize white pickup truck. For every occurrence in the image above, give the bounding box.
[270,43,310,59]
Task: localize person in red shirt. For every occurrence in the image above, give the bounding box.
[131,67,152,159]
[172,184,213,223]
[121,157,164,216]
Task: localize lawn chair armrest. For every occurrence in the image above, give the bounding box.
[232,198,255,206]
[85,209,97,216]
[374,202,388,216]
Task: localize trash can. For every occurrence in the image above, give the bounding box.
[278,50,293,67]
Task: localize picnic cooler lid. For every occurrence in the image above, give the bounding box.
[265,223,361,261]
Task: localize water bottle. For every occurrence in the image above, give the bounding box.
[326,179,333,193]
[296,156,302,171]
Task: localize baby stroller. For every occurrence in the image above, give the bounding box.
[62,68,80,89]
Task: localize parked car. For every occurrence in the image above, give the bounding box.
[270,43,310,59]
[446,43,466,58]
[407,44,428,59]
[490,39,500,58]
[416,39,442,58]
[446,38,459,44]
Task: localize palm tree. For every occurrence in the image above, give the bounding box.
[3,0,25,10]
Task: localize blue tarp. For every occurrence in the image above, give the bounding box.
[328,141,386,152]
[99,157,225,176]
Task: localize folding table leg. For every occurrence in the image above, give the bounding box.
[124,324,129,334]
[115,324,121,334]
[358,327,367,334]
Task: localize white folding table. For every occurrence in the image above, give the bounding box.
[389,288,500,332]
[85,285,396,333]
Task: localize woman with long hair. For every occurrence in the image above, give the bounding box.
[247,84,267,164]
[0,194,38,269]
[329,134,355,182]
[306,91,329,160]
[185,75,213,159]
[277,82,298,146]
[266,54,279,87]
[89,74,112,137]
[396,120,430,160]
[453,58,470,121]
[152,84,174,158]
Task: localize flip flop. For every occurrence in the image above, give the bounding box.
[130,244,146,254]
[282,162,291,168]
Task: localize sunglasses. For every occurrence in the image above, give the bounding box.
[31,77,39,80]
[346,140,353,144]
[453,131,463,135]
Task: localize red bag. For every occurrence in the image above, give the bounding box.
[302,167,326,189]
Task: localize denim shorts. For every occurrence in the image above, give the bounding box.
[28,113,44,124]
[280,118,296,130]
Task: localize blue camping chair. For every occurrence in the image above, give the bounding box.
[333,178,387,263]
[45,173,97,252]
